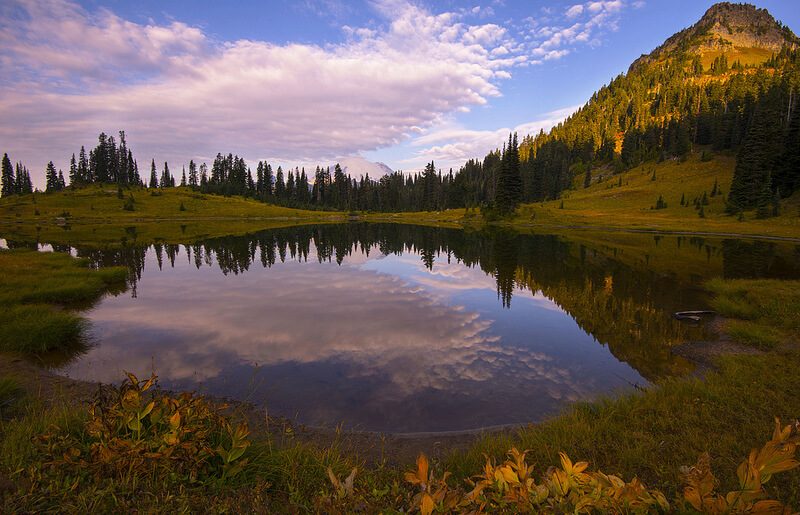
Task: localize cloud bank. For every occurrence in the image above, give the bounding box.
[0,0,637,182]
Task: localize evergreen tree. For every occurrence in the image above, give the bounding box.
[20,166,33,194]
[286,170,295,202]
[188,160,198,187]
[69,153,78,187]
[275,167,285,199]
[149,159,158,188]
[160,162,171,188]
[727,97,782,212]
[45,161,58,192]
[1,153,13,197]
[421,161,437,211]
[495,133,522,213]
[78,146,89,183]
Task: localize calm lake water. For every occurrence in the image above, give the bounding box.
[5,224,800,432]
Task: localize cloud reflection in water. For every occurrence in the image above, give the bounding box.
[62,244,645,432]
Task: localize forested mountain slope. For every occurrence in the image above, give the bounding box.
[476,1,800,217]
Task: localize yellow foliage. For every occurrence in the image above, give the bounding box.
[324,419,799,514]
[680,418,800,515]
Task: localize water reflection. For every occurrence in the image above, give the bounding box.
[8,224,800,432]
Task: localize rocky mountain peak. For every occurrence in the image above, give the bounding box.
[629,2,799,72]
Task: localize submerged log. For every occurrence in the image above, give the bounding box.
[673,310,716,322]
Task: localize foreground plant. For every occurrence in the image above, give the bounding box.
[33,372,250,485]
[326,419,800,514]
[681,418,800,514]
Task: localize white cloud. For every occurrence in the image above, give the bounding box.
[0,0,522,183]
[523,0,634,60]
[400,105,580,169]
[566,5,584,18]
[0,0,637,186]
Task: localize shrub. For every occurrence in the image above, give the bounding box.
[35,372,251,484]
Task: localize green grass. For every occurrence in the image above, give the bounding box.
[0,249,127,353]
[516,149,800,238]
[705,277,800,349]
[360,148,800,240]
[0,377,24,420]
[0,184,333,223]
[0,305,86,353]
[725,319,782,350]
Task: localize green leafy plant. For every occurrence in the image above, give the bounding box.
[35,372,251,485]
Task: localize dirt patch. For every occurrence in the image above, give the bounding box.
[670,315,766,372]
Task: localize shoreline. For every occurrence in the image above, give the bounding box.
[0,312,760,468]
[4,216,800,243]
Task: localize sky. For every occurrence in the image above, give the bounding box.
[1,0,798,187]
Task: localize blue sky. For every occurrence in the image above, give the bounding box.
[1,0,798,186]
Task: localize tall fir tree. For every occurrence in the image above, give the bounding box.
[1,153,14,197]
[188,160,198,187]
[69,153,78,187]
[727,96,783,212]
[495,133,522,213]
[45,161,59,192]
[149,159,158,188]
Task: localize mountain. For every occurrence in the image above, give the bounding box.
[630,2,799,71]
[335,156,394,180]
[462,1,800,215]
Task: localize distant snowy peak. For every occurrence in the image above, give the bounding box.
[335,156,394,180]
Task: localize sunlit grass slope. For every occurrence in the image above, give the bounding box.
[363,149,800,239]
[516,149,800,238]
[0,184,333,222]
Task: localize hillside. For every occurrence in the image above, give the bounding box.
[485,1,800,219]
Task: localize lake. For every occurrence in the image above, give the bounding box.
[5,223,800,432]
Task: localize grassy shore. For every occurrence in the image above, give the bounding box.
[0,183,333,223]
[1,239,799,511]
[0,249,127,353]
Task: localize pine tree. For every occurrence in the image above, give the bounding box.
[149,159,158,188]
[21,167,33,194]
[495,133,522,213]
[756,174,774,218]
[274,167,285,199]
[181,167,187,187]
[1,153,14,197]
[160,162,170,188]
[45,161,58,192]
[727,97,782,212]
[69,153,78,187]
[78,146,89,183]
[188,160,198,187]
